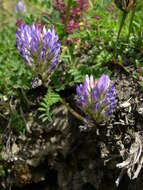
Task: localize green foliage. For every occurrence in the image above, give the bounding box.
[38,89,61,122]
[0,25,33,99]
[0,165,6,177]
[11,111,25,133]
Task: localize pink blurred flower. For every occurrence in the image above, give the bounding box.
[53,0,88,33]
[94,15,102,20]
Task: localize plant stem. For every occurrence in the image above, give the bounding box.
[64,0,72,33]
[49,86,86,123]
[21,89,34,106]
[127,5,136,41]
[117,12,127,41]
[115,12,127,57]
[60,98,86,123]
[0,113,8,120]
[20,105,31,133]
[89,0,94,8]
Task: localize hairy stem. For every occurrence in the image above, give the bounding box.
[60,98,86,123]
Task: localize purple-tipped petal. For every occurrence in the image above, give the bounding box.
[15,1,26,14]
[91,86,99,101]
[84,75,90,92]
[103,83,116,116]
[93,102,100,111]
[76,81,89,109]
[90,75,95,89]
[96,74,110,93]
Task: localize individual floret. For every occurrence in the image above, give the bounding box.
[15,1,26,14]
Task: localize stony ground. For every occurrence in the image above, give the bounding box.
[1,61,143,190]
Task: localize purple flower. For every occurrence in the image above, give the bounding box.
[76,75,95,108]
[15,1,26,14]
[76,74,116,124]
[96,74,110,93]
[16,23,61,82]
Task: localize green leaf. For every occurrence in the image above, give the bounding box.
[38,89,61,122]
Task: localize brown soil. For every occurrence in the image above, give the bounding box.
[1,64,143,190]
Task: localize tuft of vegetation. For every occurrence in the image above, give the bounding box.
[38,89,61,122]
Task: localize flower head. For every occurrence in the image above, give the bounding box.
[53,0,88,33]
[15,1,26,14]
[76,74,116,124]
[16,23,61,84]
[77,0,88,11]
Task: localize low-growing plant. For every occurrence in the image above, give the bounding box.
[11,111,25,133]
[0,25,32,99]
[38,88,61,122]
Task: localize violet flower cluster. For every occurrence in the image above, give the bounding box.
[15,1,26,14]
[16,23,61,84]
[54,0,88,33]
[76,74,116,124]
